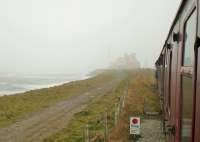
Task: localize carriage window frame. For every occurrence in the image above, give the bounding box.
[181,8,197,70]
[180,8,196,76]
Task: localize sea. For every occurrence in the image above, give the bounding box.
[0,73,90,96]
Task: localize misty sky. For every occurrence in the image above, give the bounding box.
[0,0,181,74]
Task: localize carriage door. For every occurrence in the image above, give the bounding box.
[170,31,180,142]
[165,47,174,142]
[166,23,180,142]
[180,7,197,142]
[194,1,200,141]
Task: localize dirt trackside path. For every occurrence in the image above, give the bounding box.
[0,77,124,142]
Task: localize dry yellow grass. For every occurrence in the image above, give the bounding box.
[110,69,160,142]
[43,73,128,142]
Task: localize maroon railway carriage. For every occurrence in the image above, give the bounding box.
[155,0,200,142]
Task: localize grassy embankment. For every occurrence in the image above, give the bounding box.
[44,70,160,142]
[43,69,160,142]
[0,70,118,128]
[110,69,161,142]
[43,71,130,142]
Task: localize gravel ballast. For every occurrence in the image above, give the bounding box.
[137,119,165,142]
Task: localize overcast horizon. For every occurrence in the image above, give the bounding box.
[0,0,181,74]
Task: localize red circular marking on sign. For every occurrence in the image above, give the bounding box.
[132,118,138,124]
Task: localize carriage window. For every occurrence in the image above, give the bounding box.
[183,10,196,66]
[181,76,193,142]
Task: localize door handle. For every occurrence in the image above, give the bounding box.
[166,125,176,135]
[195,36,200,48]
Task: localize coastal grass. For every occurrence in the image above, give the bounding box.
[42,69,161,142]
[43,72,130,142]
[109,69,161,142]
[0,70,118,128]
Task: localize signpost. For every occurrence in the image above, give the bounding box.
[130,117,140,141]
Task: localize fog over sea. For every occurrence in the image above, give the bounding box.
[0,73,89,96]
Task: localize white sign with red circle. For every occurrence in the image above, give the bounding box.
[130,117,140,135]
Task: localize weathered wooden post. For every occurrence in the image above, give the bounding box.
[85,124,89,142]
[104,112,108,142]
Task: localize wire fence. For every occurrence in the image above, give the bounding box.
[82,89,127,142]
